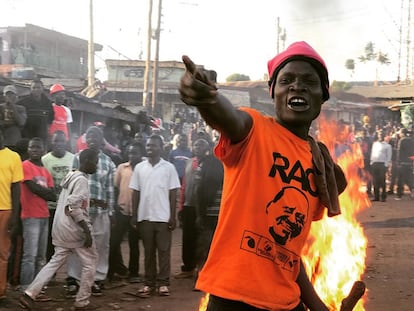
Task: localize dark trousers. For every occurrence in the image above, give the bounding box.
[108,211,140,278]
[207,295,305,311]
[371,162,387,200]
[181,205,198,272]
[196,216,218,270]
[397,163,413,197]
[363,159,372,194]
[139,221,171,287]
[388,161,398,192]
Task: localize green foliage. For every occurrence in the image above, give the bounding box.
[345,59,355,71]
[226,73,251,82]
[331,80,352,92]
[358,41,390,65]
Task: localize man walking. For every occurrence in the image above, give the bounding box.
[66,126,115,296]
[19,148,100,311]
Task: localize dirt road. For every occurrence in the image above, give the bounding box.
[2,194,413,311]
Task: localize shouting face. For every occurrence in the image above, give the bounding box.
[274,61,323,137]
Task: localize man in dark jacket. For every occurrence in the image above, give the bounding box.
[18,79,54,146]
[194,141,224,274]
[396,128,414,199]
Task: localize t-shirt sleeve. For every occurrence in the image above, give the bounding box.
[114,166,121,188]
[214,107,256,166]
[22,161,35,182]
[65,106,73,123]
[168,164,181,190]
[12,154,23,183]
[129,166,139,191]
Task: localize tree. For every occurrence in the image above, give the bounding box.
[226,73,250,82]
[345,59,355,77]
[346,42,391,84]
[331,80,352,92]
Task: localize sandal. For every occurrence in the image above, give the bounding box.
[35,292,52,302]
[18,293,35,310]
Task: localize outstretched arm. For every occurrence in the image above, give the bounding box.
[179,55,252,143]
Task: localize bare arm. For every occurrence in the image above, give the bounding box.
[24,180,57,201]
[297,260,329,311]
[179,55,252,143]
[8,182,21,235]
[11,104,27,126]
[168,188,178,230]
[130,190,140,229]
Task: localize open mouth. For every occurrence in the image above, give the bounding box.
[287,97,310,112]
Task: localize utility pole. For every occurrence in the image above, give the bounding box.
[397,0,404,82]
[87,0,95,87]
[143,0,153,113]
[151,0,162,117]
[406,0,412,83]
[276,17,280,54]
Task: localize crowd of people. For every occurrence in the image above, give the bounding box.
[1,39,414,311]
[0,79,224,310]
[327,116,414,202]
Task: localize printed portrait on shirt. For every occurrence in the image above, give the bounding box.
[266,186,309,246]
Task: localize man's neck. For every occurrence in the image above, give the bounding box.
[148,157,161,166]
[29,158,42,166]
[51,150,66,158]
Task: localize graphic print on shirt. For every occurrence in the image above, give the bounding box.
[240,151,314,272]
[266,186,308,246]
[33,175,48,188]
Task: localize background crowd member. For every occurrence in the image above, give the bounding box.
[168,133,192,184]
[370,130,392,202]
[76,121,122,158]
[130,135,180,298]
[0,85,27,151]
[42,130,75,260]
[193,139,224,286]
[179,41,347,311]
[357,128,373,197]
[48,84,72,144]
[174,138,210,280]
[20,137,56,298]
[6,138,28,288]
[19,79,54,145]
[395,128,414,200]
[387,129,400,195]
[0,128,23,308]
[108,142,145,284]
[19,148,99,311]
[66,126,115,297]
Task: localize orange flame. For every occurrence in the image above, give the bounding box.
[302,119,370,310]
[199,293,210,311]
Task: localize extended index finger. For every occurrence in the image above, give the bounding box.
[182,55,196,74]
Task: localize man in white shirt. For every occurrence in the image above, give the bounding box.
[370,130,392,202]
[129,134,180,297]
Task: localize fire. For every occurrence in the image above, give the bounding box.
[199,293,209,311]
[302,119,370,310]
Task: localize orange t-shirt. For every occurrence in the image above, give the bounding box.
[196,108,324,310]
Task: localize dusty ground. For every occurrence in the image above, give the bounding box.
[2,194,414,311]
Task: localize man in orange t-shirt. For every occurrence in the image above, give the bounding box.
[179,42,347,311]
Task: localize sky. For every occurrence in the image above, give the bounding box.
[2,0,407,83]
